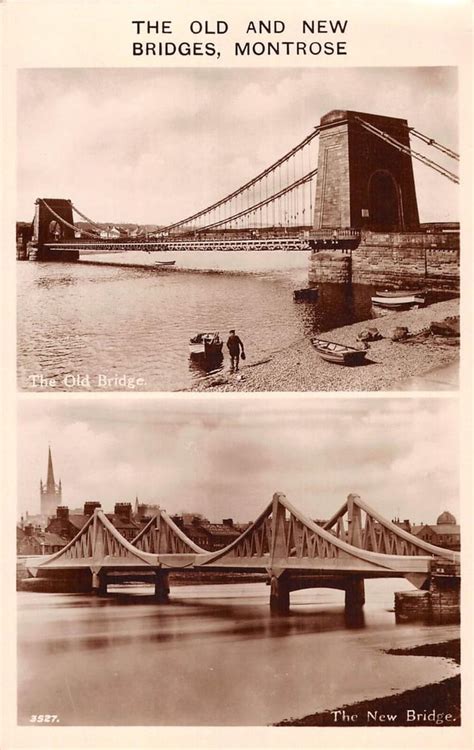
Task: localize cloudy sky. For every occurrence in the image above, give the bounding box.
[18,396,458,526]
[17,67,458,224]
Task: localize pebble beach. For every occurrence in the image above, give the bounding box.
[186,298,460,392]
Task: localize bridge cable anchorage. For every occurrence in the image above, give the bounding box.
[407,127,459,161]
[40,199,98,239]
[159,126,321,234]
[354,118,459,184]
[195,168,318,232]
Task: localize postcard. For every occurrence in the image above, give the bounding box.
[1,1,472,749]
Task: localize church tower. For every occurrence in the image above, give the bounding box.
[40,445,62,517]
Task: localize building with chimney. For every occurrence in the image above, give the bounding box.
[412,510,460,551]
[40,446,62,517]
[46,502,141,543]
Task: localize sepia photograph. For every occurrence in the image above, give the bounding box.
[16,396,460,727]
[17,67,460,394]
[3,1,471,749]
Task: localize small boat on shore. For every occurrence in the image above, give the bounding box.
[311,338,367,366]
[189,332,223,357]
[375,289,424,298]
[154,260,176,267]
[371,290,426,309]
[293,287,318,301]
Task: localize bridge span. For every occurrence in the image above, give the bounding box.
[18,109,458,274]
[25,492,460,615]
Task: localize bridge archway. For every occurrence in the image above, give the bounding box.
[48,220,63,242]
[368,170,402,230]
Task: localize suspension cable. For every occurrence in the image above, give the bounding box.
[40,199,98,238]
[196,168,318,232]
[161,126,321,233]
[70,203,104,232]
[407,127,459,161]
[355,117,459,184]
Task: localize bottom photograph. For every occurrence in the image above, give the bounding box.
[16,395,460,727]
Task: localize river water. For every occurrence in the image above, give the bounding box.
[17,579,459,726]
[17,252,383,392]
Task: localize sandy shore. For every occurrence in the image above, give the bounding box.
[186,298,459,392]
[275,639,460,727]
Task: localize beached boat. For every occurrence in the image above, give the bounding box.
[189,332,224,357]
[293,287,319,301]
[311,338,367,365]
[154,260,176,267]
[371,291,425,309]
[375,289,424,298]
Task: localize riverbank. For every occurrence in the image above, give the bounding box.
[276,639,460,727]
[186,298,460,392]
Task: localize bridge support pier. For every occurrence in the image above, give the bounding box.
[429,574,460,624]
[91,571,108,596]
[344,577,365,611]
[270,575,290,614]
[154,571,170,602]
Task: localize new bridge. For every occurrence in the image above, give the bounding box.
[26,492,460,613]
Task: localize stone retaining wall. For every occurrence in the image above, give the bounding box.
[395,577,460,624]
[308,251,351,285]
[395,590,432,622]
[430,576,461,624]
[308,230,460,290]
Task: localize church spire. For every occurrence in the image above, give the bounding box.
[40,444,62,517]
[46,445,56,492]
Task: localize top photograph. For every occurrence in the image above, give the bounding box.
[16,67,460,393]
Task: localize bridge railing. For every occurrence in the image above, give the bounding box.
[309,228,361,254]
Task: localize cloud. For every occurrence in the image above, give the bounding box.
[17,67,458,224]
[18,397,459,526]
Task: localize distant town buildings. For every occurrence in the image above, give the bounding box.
[411,510,460,551]
[99,225,128,239]
[170,514,250,551]
[17,496,252,556]
[16,526,65,556]
[17,447,460,555]
[392,511,459,551]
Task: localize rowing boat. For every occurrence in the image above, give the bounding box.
[375,289,424,298]
[371,292,425,309]
[189,332,224,357]
[311,338,367,365]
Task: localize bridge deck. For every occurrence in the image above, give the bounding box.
[42,238,311,252]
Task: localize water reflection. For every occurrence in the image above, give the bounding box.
[188,351,224,378]
[36,274,78,289]
[18,259,457,392]
[18,581,459,726]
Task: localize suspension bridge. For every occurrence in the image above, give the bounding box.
[25,492,460,615]
[20,109,459,266]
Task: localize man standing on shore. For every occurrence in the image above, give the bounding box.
[226,329,245,372]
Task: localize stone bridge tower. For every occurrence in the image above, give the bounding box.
[30,198,79,261]
[34,198,75,247]
[313,110,420,232]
